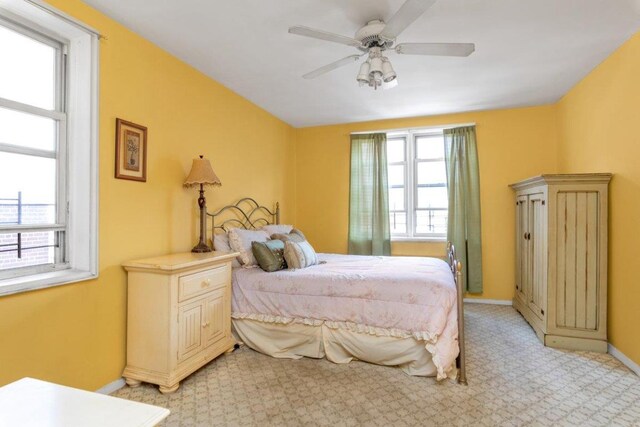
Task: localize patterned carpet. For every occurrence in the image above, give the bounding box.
[113,304,640,426]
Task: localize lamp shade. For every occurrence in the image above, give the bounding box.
[183,155,222,187]
[381,59,397,83]
[356,61,371,84]
[368,56,383,80]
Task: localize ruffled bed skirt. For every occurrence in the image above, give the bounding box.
[231,314,457,380]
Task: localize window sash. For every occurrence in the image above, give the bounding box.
[0,17,68,277]
[387,136,408,224]
[0,15,66,113]
[0,228,69,280]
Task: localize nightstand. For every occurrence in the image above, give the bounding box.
[122,251,238,393]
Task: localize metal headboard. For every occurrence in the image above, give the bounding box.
[207,197,279,234]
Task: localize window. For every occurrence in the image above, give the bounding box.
[0,1,99,296]
[0,19,67,279]
[387,129,448,240]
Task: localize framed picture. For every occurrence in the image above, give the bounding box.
[115,118,148,182]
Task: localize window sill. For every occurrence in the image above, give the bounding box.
[391,237,447,243]
[0,269,98,297]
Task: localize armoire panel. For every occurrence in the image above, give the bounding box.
[555,191,599,332]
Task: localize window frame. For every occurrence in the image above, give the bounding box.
[0,0,100,297]
[387,128,448,242]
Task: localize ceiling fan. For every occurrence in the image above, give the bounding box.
[288,0,475,90]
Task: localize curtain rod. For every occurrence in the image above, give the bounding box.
[23,0,102,38]
[350,122,476,135]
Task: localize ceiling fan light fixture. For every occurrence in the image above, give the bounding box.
[381,59,397,83]
[289,0,476,90]
[356,61,371,84]
[368,56,384,79]
[382,78,399,90]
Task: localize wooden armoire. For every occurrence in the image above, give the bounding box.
[510,174,611,352]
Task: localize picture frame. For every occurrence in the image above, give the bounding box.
[115,118,148,182]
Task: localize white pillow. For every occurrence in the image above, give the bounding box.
[261,224,294,236]
[213,233,231,251]
[213,233,240,268]
[228,228,271,266]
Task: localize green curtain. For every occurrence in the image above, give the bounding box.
[348,133,391,256]
[444,126,483,293]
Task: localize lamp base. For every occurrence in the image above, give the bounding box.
[191,242,212,253]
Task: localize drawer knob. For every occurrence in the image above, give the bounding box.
[201,279,211,288]
[201,321,210,328]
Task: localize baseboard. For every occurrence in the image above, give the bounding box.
[608,344,640,376]
[96,377,126,395]
[464,298,512,306]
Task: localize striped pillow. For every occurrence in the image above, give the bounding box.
[283,240,318,269]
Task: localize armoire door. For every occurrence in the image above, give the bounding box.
[515,195,529,304]
[527,193,547,320]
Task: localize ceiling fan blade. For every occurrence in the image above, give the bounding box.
[379,0,437,41]
[303,55,363,79]
[289,26,362,48]
[395,43,475,57]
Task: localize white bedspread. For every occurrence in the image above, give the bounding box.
[231,253,459,379]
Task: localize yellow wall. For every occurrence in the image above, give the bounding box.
[557,32,640,365]
[0,0,295,390]
[295,106,560,300]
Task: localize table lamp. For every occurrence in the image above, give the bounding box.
[183,155,221,252]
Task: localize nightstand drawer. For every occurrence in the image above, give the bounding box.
[178,265,228,302]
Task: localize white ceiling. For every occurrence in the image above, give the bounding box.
[84,0,640,127]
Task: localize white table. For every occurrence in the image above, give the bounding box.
[0,378,170,427]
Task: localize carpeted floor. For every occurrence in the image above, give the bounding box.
[113,304,640,426]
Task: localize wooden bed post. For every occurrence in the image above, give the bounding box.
[448,242,467,385]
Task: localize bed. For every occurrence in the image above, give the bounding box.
[208,198,467,383]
